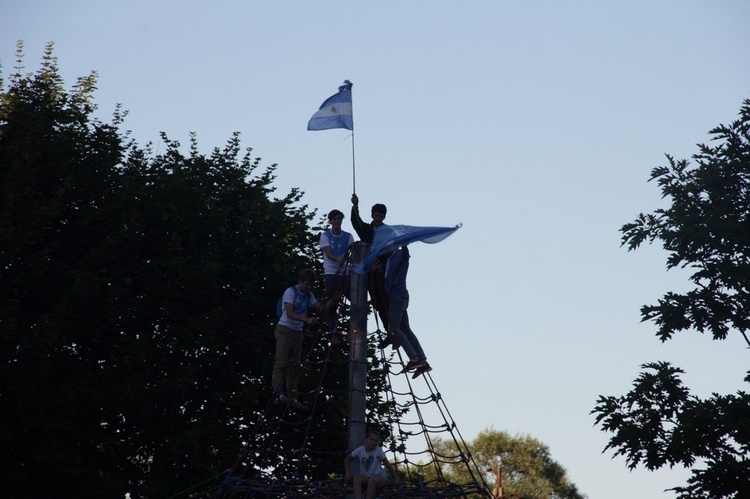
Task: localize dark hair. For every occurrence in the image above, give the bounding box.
[371,203,387,216]
[366,429,381,440]
[299,268,317,283]
[328,209,345,220]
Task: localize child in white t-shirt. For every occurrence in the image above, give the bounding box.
[344,430,399,499]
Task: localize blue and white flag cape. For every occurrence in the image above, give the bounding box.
[354,224,461,274]
[307,80,353,131]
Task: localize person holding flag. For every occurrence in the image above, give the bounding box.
[351,194,390,334]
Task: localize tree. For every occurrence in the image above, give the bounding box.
[592,99,750,498]
[0,41,332,498]
[427,429,586,499]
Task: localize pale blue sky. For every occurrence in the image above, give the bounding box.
[3,1,749,497]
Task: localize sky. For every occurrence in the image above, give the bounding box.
[2,1,749,497]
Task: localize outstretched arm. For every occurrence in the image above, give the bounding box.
[382,458,399,484]
[350,194,365,235]
[322,245,345,263]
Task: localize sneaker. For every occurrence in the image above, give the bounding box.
[401,359,426,373]
[289,398,308,410]
[412,362,432,378]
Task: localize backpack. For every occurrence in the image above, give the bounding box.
[276,285,311,319]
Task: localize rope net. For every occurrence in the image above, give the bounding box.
[189,248,494,498]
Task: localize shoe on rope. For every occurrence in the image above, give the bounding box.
[412,362,432,379]
[400,359,426,373]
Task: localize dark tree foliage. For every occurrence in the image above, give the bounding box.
[592,99,750,498]
[0,41,337,498]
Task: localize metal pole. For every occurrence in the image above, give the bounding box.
[347,242,369,460]
[351,131,356,195]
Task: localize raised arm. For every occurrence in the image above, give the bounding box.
[344,453,354,483]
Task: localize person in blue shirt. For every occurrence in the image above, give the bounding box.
[273,269,329,409]
[320,209,355,344]
[385,246,431,378]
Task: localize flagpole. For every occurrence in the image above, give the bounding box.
[351,130,356,195]
[350,83,356,195]
[307,80,355,192]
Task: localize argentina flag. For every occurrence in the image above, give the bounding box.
[354,224,461,274]
[307,80,354,131]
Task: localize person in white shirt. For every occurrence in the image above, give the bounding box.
[273,269,328,409]
[320,209,354,344]
[344,430,399,499]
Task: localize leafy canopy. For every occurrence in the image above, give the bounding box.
[425,429,586,499]
[592,99,750,498]
[0,41,327,498]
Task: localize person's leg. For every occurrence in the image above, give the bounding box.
[323,274,338,333]
[341,272,351,301]
[352,475,365,499]
[272,324,292,393]
[369,268,389,328]
[286,330,304,397]
[325,273,350,342]
[399,303,426,360]
[389,294,416,359]
[366,476,387,499]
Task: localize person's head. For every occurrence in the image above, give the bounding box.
[298,268,316,292]
[328,209,344,228]
[371,204,387,227]
[364,430,381,451]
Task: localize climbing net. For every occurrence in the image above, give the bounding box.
[180,248,494,498]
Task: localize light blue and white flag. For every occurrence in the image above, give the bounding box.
[307,80,353,131]
[354,224,461,274]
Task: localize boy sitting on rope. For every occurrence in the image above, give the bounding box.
[344,430,399,499]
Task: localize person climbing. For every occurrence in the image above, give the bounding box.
[320,209,355,345]
[273,268,330,409]
[344,430,399,499]
[386,246,432,378]
[350,193,390,336]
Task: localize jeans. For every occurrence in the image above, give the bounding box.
[389,293,425,361]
